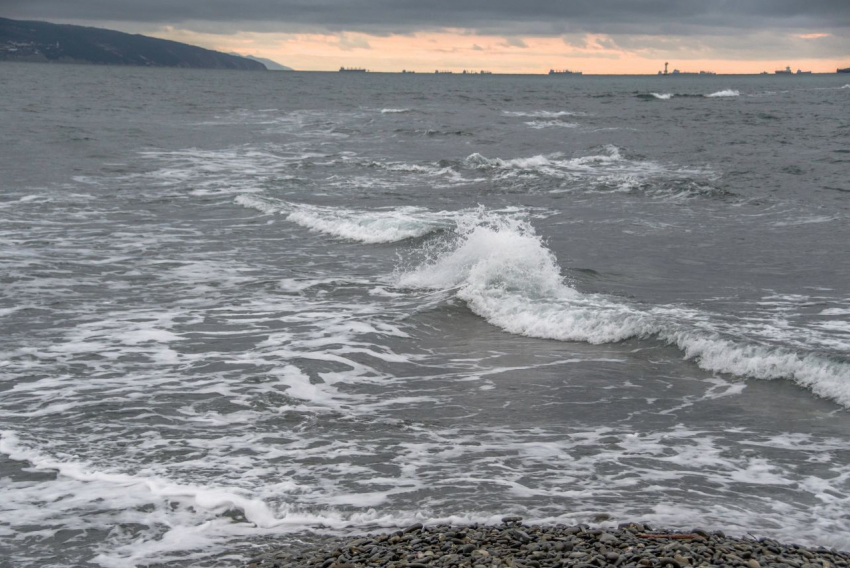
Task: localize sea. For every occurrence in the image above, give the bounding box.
[1,63,849,567]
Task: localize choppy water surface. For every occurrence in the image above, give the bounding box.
[1,64,850,567]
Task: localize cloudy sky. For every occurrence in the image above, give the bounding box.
[4,0,850,73]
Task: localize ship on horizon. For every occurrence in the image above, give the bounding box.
[339,67,366,73]
[775,66,812,75]
[549,69,582,75]
[837,67,849,74]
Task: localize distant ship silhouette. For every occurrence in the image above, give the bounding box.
[549,69,582,75]
[339,67,366,73]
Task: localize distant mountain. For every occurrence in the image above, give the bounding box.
[0,17,266,70]
[230,53,292,71]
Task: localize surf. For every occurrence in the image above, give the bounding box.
[397,215,850,408]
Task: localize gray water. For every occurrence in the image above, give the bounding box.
[1,63,849,567]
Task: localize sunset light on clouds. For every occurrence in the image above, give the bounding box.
[152,27,848,74]
[5,1,850,73]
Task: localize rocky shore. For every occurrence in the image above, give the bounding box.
[247,519,850,568]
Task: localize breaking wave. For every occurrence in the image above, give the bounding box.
[235,195,458,243]
[707,89,740,98]
[380,108,412,114]
[398,216,850,407]
[236,197,543,245]
[638,90,739,100]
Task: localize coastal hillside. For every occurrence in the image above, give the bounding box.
[233,53,293,71]
[0,17,266,70]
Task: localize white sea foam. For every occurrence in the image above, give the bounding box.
[707,89,740,98]
[503,110,580,118]
[651,93,674,100]
[380,108,412,114]
[398,215,850,407]
[842,85,850,89]
[524,120,580,129]
[460,146,716,195]
[235,195,455,243]
[236,196,545,244]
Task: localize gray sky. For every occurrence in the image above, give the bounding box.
[3,0,848,70]
[4,0,849,35]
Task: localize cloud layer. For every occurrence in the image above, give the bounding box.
[6,0,850,35]
[4,0,849,71]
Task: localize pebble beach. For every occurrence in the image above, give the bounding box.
[248,520,850,568]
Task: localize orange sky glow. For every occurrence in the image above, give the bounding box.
[152,27,848,74]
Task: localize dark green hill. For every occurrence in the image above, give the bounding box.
[0,17,266,70]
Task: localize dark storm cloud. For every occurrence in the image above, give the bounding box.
[4,0,850,35]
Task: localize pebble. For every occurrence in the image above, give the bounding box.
[248,522,850,568]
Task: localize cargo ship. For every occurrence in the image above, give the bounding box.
[838,67,850,74]
[549,69,582,75]
[775,66,793,75]
[339,67,366,73]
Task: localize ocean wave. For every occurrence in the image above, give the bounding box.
[398,216,850,408]
[707,89,740,98]
[637,90,739,100]
[235,196,545,244]
[380,108,412,114]
[235,195,457,243]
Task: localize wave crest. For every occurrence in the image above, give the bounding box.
[398,216,850,407]
[707,89,740,97]
[236,195,453,243]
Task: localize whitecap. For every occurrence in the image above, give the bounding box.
[236,195,452,243]
[707,89,740,98]
[235,197,543,244]
[651,93,673,100]
[398,215,850,408]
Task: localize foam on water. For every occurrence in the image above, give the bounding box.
[398,215,850,407]
[651,93,673,100]
[459,146,718,196]
[235,196,456,243]
[236,196,549,244]
[503,110,580,117]
[5,420,850,566]
[707,89,740,98]
[524,120,580,129]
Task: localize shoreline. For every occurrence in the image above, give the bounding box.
[247,520,850,567]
